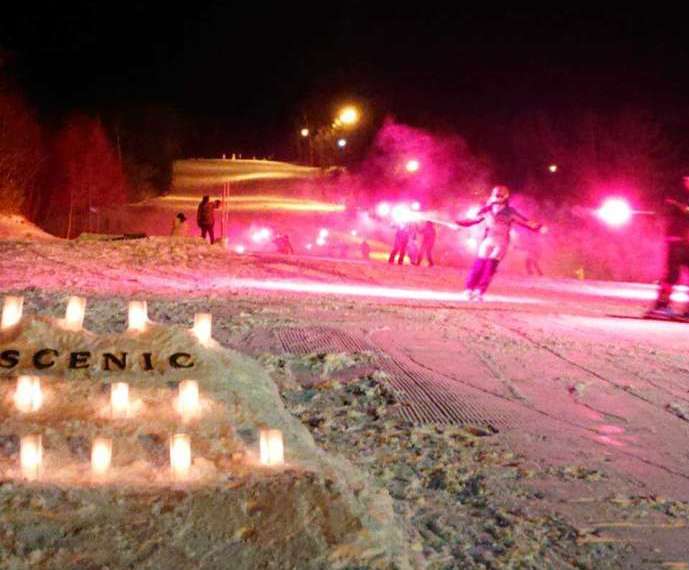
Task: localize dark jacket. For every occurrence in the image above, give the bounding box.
[197,200,218,227]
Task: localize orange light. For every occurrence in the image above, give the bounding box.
[170,434,192,480]
[14,375,42,413]
[300,128,309,137]
[338,106,359,126]
[193,313,212,344]
[259,428,284,466]
[128,301,148,332]
[1,296,23,330]
[64,296,86,331]
[91,437,112,476]
[111,382,130,418]
[20,435,42,481]
[177,380,200,421]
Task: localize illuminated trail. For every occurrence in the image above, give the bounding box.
[208,277,545,305]
[149,195,346,213]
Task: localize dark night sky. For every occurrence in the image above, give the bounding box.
[2,4,688,160]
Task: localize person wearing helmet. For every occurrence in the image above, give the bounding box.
[645,176,689,320]
[456,185,541,300]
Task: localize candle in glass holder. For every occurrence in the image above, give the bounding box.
[170,434,191,480]
[177,380,200,421]
[91,437,112,476]
[20,434,42,481]
[1,296,23,330]
[14,375,43,413]
[110,382,130,418]
[193,313,212,344]
[128,301,148,332]
[259,428,284,466]
[64,295,86,331]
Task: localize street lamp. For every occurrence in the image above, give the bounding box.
[300,128,309,137]
[338,106,359,127]
[337,138,347,148]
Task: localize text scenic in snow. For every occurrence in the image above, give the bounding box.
[0,349,195,371]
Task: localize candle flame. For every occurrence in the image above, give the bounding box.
[259,428,284,466]
[128,300,148,332]
[20,435,42,481]
[177,380,200,421]
[91,437,112,476]
[64,296,86,331]
[1,296,23,330]
[111,382,130,418]
[14,376,42,413]
[170,434,191,480]
[193,313,212,344]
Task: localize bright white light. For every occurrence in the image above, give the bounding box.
[1,296,23,330]
[300,128,309,137]
[376,202,391,217]
[177,380,200,421]
[406,160,420,173]
[391,204,418,225]
[251,228,271,243]
[128,301,148,332]
[91,437,112,476]
[597,198,633,227]
[410,201,421,211]
[548,164,558,173]
[466,205,481,219]
[259,428,285,466]
[350,229,358,236]
[111,382,130,418]
[338,106,359,126]
[64,296,86,331]
[319,228,329,238]
[14,376,42,413]
[20,435,42,481]
[305,243,313,250]
[234,244,246,254]
[316,237,326,246]
[465,237,478,252]
[170,434,192,480]
[337,138,347,148]
[193,313,212,344]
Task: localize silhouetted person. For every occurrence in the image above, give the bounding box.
[273,233,294,254]
[415,221,436,266]
[388,224,410,265]
[360,240,371,260]
[646,176,689,318]
[196,196,220,243]
[171,212,188,237]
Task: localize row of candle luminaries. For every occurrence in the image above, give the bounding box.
[17,427,285,483]
[1,296,213,342]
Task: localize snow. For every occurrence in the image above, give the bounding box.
[2,235,689,566]
[0,214,56,240]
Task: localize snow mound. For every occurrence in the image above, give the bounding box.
[0,214,56,240]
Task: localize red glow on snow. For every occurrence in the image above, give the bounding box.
[210,277,543,305]
[597,198,632,227]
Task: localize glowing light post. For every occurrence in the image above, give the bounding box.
[259,428,285,466]
[64,296,86,331]
[91,437,113,478]
[170,434,192,481]
[1,296,23,330]
[597,198,633,227]
[177,380,200,422]
[20,435,42,481]
[111,382,130,419]
[337,138,347,149]
[193,313,212,345]
[128,301,148,332]
[14,375,43,413]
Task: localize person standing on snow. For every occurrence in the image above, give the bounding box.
[645,175,689,319]
[388,223,411,265]
[415,221,436,267]
[196,196,220,244]
[456,185,541,300]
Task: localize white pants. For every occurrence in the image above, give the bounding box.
[478,236,509,261]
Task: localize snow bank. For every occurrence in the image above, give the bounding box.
[0,214,56,240]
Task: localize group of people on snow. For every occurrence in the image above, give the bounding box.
[388,221,437,267]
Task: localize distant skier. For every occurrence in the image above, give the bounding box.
[273,232,294,254]
[196,196,221,244]
[360,240,371,260]
[170,212,188,237]
[645,175,689,320]
[415,221,436,267]
[388,224,411,265]
[456,185,541,300]
[517,226,543,276]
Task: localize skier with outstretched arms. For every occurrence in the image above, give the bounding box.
[456,185,541,301]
